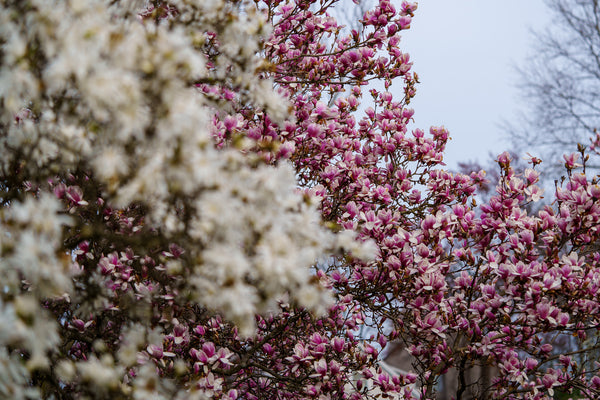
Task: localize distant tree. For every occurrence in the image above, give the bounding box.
[507,0,600,173]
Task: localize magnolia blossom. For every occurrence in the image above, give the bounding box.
[0,0,373,397]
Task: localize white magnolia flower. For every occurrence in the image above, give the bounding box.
[0,0,351,343]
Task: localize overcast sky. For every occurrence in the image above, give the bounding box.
[398,0,550,169]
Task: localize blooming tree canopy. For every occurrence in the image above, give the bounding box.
[1,0,600,399]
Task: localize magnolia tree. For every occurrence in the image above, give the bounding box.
[1,0,600,399]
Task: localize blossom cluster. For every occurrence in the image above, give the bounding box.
[246,0,600,397]
[0,0,375,398]
[0,0,357,335]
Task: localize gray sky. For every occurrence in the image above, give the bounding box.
[399,0,550,169]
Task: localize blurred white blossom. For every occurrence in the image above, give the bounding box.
[0,0,369,396]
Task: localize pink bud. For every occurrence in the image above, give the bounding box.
[525,358,538,370]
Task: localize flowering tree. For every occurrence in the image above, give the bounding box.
[1,0,600,399]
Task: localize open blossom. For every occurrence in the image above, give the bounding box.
[564,152,583,169]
